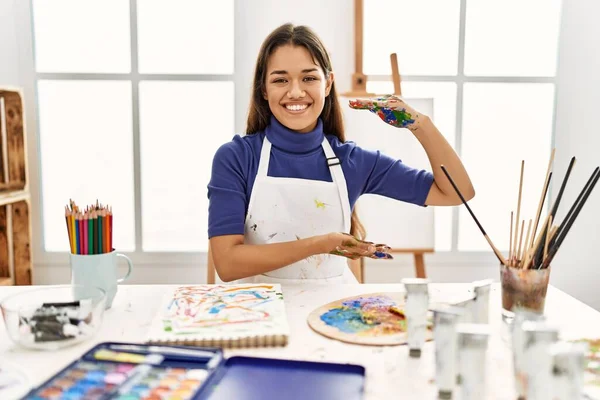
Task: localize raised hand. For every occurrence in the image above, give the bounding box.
[349,94,422,130]
[327,232,393,260]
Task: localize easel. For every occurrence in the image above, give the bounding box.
[343,0,433,281]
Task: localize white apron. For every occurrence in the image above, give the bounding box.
[239,136,358,284]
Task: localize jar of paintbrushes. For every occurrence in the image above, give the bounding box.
[441,152,599,324]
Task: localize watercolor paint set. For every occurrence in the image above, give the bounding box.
[23,341,365,400]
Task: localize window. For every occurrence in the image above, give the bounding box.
[32,0,234,255]
[362,0,562,252]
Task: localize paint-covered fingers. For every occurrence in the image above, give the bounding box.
[327,233,393,260]
[349,95,419,130]
[349,95,403,109]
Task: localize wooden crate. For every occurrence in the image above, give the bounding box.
[0,88,27,192]
[0,88,32,286]
[0,200,32,286]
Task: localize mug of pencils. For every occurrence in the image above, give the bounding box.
[65,200,133,309]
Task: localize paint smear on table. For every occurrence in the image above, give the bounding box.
[319,295,407,336]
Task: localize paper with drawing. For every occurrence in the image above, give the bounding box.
[146,284,290,346]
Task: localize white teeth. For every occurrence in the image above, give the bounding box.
[285,104,308,111]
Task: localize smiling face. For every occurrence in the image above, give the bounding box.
[264,44,334,133]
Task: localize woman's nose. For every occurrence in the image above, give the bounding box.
[287,81,306,99]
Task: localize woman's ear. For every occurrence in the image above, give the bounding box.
[325,71,335,96]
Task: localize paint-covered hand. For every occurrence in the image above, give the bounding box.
[326,232,393,260]
[349,95,423,131]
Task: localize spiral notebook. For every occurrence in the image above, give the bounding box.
[146,284,290,348]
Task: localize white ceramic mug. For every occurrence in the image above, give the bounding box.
[70,251,133,309]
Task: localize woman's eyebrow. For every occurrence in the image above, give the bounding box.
[269,68,319,75]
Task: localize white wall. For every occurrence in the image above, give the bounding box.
[549,0,600,310]
[0,0,20,87]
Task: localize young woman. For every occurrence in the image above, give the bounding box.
[207,23,474,284]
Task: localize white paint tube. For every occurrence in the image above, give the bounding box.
[402,278,429,358]
[456,323,491,400]
[551,341,587,400]
[472,279,493,324]
[511,307,546,399]
[431,304,465,400]
[521,321,560,400]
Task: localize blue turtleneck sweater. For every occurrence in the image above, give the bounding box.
[207,116,434,238]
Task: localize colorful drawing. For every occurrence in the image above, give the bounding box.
[307,293,434,346]
[161,285,286,335]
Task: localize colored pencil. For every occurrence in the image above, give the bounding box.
[75,215,80,255]
[89,212,95,255]
[64,200,116,255]
[98,211,103,254]
[83,214,88,255]
[71,212,76,253]
[109,207,113,252]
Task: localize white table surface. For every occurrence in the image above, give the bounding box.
[1,283,599,400]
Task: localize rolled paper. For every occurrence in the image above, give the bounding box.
[431,304,465,400]
[472,279,493,324]
[456,323,491,400]
[402,278,429,357]
[511,307,546,398]
[521,321,560,400]
[551,341,587,400]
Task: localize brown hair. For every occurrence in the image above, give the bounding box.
[246,23,365,240]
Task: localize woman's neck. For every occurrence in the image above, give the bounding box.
[265,116,324,154]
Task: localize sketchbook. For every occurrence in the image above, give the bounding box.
[145,284,290,348]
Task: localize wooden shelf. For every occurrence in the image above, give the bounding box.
[0,189,30,207]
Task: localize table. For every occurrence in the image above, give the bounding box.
[1,283,599,399]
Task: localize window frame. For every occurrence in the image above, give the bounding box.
[18,0,238,269]
[14,0,560,274]
[353,0,558,254]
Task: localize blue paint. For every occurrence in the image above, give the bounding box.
[209,303,227,314]
[320,307,375,334]
[341,296,394,308]
[224,291,268,300]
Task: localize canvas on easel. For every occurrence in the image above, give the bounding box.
[340,96,436,279]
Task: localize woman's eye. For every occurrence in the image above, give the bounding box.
[273,78,287,84]
[304,76,317,82]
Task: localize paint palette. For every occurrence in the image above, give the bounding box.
[307,292,435,346]
[23,343,218,400]
[24,342,366,400]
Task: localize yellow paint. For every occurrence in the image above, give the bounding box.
[314,199,327,209]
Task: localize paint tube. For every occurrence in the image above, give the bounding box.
[456,323,490,400]
[431,304,464,399]
[402,278,429,358]
[521,321,559,400]
[472,279,493,324]
[511,307,546,399]
[551,341,587,400]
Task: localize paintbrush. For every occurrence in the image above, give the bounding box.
[440,165,507,265]
[543,167,600,268]
[547,166,599,253]
[533,157,576,267]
